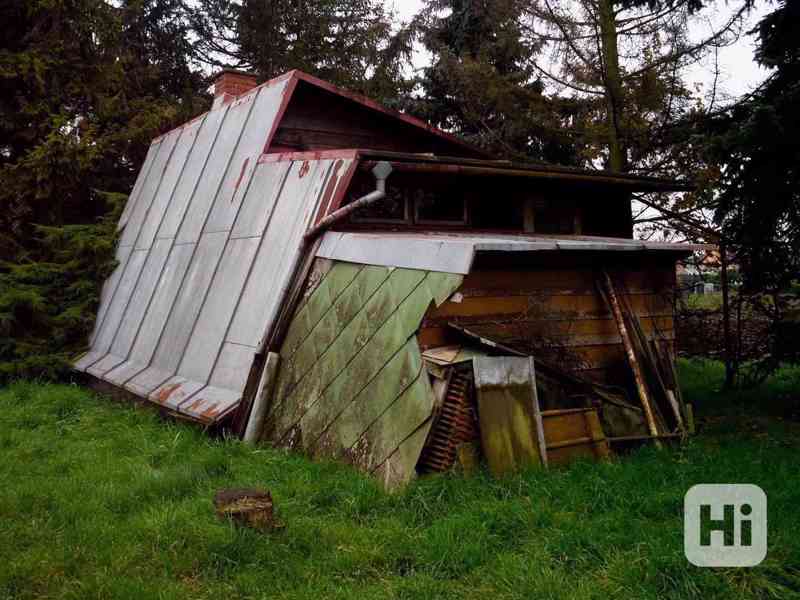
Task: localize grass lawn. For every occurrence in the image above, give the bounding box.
[1,361,799,599]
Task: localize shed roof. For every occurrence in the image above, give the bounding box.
[75,69,697,427]
[317,231,703,275]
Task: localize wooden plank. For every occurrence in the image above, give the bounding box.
[461,267,675,296]
[600,271,662,443]
[473,356,542,476]
[419,317,674,349]
[529,356,548,467]
[429,293,673,319]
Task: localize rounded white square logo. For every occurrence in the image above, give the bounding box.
[684,484,767,567]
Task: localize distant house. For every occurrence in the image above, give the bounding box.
[76,70,697,487]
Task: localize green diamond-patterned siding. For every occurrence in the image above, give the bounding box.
[261,259,462,487]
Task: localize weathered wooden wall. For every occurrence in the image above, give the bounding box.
[418,253,677,385]
[270,81,483,157]
[262,259,462,488]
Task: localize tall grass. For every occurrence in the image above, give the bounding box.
[1,363,799,599]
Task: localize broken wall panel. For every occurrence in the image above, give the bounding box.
[262,259,462,487]
[419,260,677,384]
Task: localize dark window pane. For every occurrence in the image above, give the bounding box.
[414,189,465,223]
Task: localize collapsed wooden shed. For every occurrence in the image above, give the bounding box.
[75,69,697,487]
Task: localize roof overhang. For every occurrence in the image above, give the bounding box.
[317,231,705,275]
[354,150,694,193]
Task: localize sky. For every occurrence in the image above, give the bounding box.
[383,0,770,101]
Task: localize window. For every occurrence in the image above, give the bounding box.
[413,188,467,225]
[350,186,409,223]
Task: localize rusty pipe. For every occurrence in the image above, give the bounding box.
[303,161,392,242]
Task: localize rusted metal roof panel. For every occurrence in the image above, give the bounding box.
[86,238,172,378]
[79,135,354,424]
[104,243,195,387]
[77,248,148,372]
[226,159,335,348]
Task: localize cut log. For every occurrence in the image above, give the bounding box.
[213,488,277,531]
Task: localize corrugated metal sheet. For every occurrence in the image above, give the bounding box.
[317,231,701,275]
[76,75,357,424]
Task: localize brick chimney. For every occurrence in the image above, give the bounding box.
[211,69,258,107]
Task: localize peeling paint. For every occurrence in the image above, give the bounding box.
[155,382,183,404]
[232,157,250,201]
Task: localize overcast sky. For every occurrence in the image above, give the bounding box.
[384,0,770,101]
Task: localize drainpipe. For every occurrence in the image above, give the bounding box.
[303,161,392,243]
[240,160,393,439]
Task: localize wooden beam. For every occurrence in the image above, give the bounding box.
[529,356,549,467]
[599,271,662,445]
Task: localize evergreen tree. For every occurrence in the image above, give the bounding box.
[412,0,581,163]
[0,0,208,381]
[188,0,413,101]
[702,0,800,292]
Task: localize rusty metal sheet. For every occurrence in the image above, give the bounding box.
[149,232,228,374]
[150,376,203,410]
[135,117,204,250]
[104,243,195,387]
[177,384,241,421]
[156,108,228,240]
[119,132,179,248]
[177,237,260,383]
[226,159,334,348]
[175,94,255,244]
[118,140,160,231]
[79,248,148,371]
[203,83,288,234]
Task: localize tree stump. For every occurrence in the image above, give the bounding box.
[213,488,277,531]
